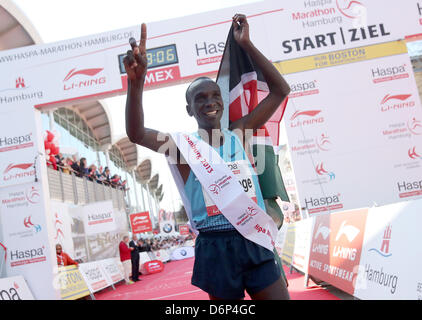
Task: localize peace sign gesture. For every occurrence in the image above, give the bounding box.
[123,23,148,82]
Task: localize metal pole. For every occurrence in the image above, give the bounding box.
[140,183,146,212]
[48,110,55,130]
[131,170,139,211]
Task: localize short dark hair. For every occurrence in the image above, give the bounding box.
[185,77,215,104]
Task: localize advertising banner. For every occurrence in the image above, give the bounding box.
[129,211,152,234]
[0,276,34,300]
[280,41,422,216]
[50,201,74,257]
[281,223,295,266]
[0,105,39,188]
[78,261,110,293]
[82,200,116,235]
[308,209,368,295]
[291,218,314,273]
[178,224,190,236]
[159,220,176,236]
[100,258,124,284]
[56,265,90,300]
[170,247,195,261]
[354,200,422,300]
[0,1,421,112]
[143,260,164,274]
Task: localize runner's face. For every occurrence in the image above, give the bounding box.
[189,81,223,128]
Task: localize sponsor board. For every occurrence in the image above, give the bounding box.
[0,276,34,300]
[291,218,314,273]
[82,200,116,235]
[100,258,124,284]
[129,212,152,233]
[50,201,74,258]
[354,200,422,299]
[159,220,176,235]
[170,246,195,261]
[78,261,110,293]
[178,224,190,236]
[56,265,90,300]
[308,209,368,295]
[143,260,164,274]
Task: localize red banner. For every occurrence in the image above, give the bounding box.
[143,260,164,274]
[308,209,368,295]
[129,212,152,234]
[179,225,189,236]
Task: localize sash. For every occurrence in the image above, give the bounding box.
[170,132,277,252]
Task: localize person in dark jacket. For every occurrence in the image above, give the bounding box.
[129,234,141,282]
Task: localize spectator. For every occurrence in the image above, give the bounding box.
[79,157,89,177]
[119,236,134,285]
[101,167,111,185]
[129,235,141,282]
[56,244,78,267]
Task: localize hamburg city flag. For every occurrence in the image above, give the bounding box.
[216,25,290,229]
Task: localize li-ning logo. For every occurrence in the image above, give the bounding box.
[316,134,332,151]
[25,186,40,204]
[208,184,221,195]
[369,224,392,257]
[408,117,422,135]
[335,221,360,243]
[408,147,422,160]
[314,223,331,240]
[380,94,414,112]
[315,162,336,180]
[3,163,35,182]
[336,0,366,19]
[133,216,148,225]
[23,216,41,233]
[63,67,105,91]
[3,163,32,174]
[290,110,324,128]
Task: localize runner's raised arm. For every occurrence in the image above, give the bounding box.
[124,23,172,153]
[229,14,290,133]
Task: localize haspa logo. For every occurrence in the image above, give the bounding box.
[314,223,331,240]
[372,65,409,83]
[289,80,319,98]
[304,193,343,214]
[290,110,324,128]
[380,94,415,112]
[316,162,336,180]
[336,0,366,19]
[0,282,23,300]
[25,186,40,204]
[369,224,392,258]
[316,134,332,151]
[23,216,42,233]
[3,163,35,182]
[0,132,33,151]
[63,67,105,91]
[10,246,46,267]
[408,117,422,135]
[408,147,422,160]
[335,221,360,243]
[208,184,221,195]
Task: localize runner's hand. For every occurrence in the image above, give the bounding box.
[124,23,148,81]
[232,14,251,48]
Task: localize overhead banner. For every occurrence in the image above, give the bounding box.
[0,276,34,300]
[308,209,368,295]
[280,40,422,216]
[354,200,422,300]
[82,200,116,235]
[0,0,421,111]
[129,211,152,234]
[56,265,91,300]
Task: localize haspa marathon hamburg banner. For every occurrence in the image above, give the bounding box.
[308,208,368,295]
[129,212,152,233]
[82,200,116,235]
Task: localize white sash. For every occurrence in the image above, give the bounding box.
[170,132,277,252]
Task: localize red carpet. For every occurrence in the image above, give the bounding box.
[96,258,339,300]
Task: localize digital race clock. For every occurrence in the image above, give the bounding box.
[118,44,178,74]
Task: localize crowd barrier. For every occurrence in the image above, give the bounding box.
[276,199,422,300]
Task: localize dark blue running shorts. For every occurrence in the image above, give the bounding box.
[191,229,281,299]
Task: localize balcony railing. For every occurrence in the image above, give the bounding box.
[47,167,127,211]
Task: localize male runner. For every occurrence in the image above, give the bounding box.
[125,14,291,300]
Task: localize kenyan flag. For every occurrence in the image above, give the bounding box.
[216,25,290,211]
